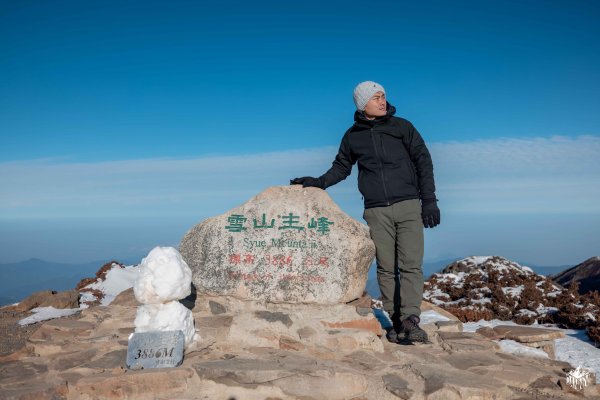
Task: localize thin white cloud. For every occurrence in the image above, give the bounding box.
[0,148,342,218]
[432,135,599,176]
[0,135,599,218]
[431,135,600,213]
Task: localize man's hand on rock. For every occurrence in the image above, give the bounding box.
[290,176,325,189]
[421,199,440,228]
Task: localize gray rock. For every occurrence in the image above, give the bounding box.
[441,351,504,371]
[492,325,565,342]
[81,349,127,370]
[435,320,462,332]
[296,326,317,339]
[404,363,513,399]
[195,353,369,400]
[355,307,372,316]
[15,290,79,312]
[193,358,298,386]
[437,331,500,352]
[519,339,556,359]
[254,310,293,327]
[51,348,97,370]
[208,300,226,315]
[179,186,375,304]
[382,374,413,399]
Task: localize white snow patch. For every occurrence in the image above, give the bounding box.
[436,272,469,288]
[502,285,524,297]
[86,265,140,306]
[471,297,492,304]
[427,297,448,306]
[515,309,537,317]
[555,328,600,378]
[535,304,558,317]
[18,263,138,325]
[464,256,492,265]
[495,264,511,273]
[18,306,80,326]
[463,319,600,377]
[584,312,596,321]
[462,319,517,333]
[498,339,549,359]
[424,288,445,297]
[419,309,451,324]
[79,291,97,304]
[371,299,383,309]
[441,273,462,281]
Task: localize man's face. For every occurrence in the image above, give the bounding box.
[363,91,387,118]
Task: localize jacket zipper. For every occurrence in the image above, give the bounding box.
[370,128,390,206]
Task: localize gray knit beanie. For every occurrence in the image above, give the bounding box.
[353,81,385,111]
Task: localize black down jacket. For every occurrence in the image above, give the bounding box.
[319,102,437,209]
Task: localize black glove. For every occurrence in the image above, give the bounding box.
[421,199,440,228]
[290,176,325,189]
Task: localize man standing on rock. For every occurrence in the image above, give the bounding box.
[291,81,440,344]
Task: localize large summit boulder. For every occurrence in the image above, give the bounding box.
[179,185,375,304]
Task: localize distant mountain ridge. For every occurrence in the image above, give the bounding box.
[0,255,592,307]
[552,256,600,294]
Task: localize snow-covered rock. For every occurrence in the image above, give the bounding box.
[81,264,140,306]
[134,301,196,346]
[424,255,600,346]
[133,246,192,304]
[132,246,197,348]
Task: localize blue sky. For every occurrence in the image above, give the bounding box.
[1,1,599,266]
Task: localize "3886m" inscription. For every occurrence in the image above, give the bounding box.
[133,347,175,360]
[126,331,184,369]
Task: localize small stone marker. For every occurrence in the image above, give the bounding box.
[126,330,185,369]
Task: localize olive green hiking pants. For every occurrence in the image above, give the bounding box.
[363,199,424,320]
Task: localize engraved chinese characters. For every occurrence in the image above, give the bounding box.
[179,185,376,304]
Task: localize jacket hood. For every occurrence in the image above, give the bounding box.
[353,101,396,128]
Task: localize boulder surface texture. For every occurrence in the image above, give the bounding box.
[180,185,376,304]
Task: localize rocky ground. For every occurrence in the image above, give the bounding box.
[0,309,39,356]
[424,256,600,345]
[1,288,599,400]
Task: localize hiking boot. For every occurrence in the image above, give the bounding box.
[400,314,429,343]
[385,327,400,343]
